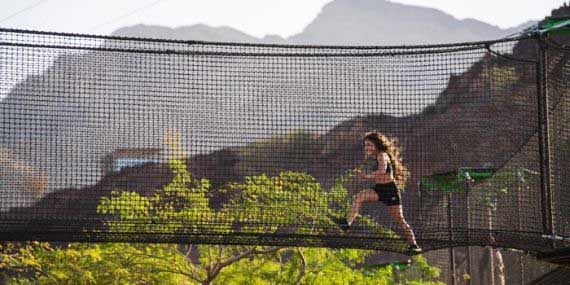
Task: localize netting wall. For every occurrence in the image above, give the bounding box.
[0,28,569,255]
[425,246,566,284]
[547,36,570,244]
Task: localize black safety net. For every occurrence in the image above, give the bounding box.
[0,28,569,257]
[424,246,566,284]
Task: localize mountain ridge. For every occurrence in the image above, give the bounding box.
[111,0,536,45]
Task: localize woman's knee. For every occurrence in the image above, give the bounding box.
[393,215,405,224]
[359,190,379,202]
[356,191,371,202]
[355,194,367,204]
[389,208,405,222]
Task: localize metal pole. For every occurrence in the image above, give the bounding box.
[448,191,456,285]
[466,247,471,285]
[535,34,554,236]
[449,247,456,285]
[465,176,471,285]
[517,170,523,238]
[520,254,525,285]
[489,208,495,285]
[517,170,524,285]
[464,173,471,244]
[418,181,423,225]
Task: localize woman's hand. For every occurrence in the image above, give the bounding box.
[355,170,368,180]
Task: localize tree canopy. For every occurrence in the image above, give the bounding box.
[1,160,442,284]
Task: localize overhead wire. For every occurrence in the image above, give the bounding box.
[0,0,49,25]
[89,0,170,32]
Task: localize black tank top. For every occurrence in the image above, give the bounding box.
[364,153,393,174]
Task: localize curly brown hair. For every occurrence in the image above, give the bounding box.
[363,131,410,187]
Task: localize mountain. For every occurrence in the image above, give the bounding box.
[111,0,537,45]
[0,0,544,203]
[287,0,535,45]
[111,24,264,43]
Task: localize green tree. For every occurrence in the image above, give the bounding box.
[1,160,442,284]
[0,242,188,284]
[97,159,232,236]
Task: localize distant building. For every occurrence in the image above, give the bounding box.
[101,148,162,175]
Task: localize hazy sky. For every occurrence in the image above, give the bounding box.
[0,0,566,38]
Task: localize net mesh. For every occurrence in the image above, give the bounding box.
[548,38,570,242]
[0,28,569,256]
[424,246,566,284]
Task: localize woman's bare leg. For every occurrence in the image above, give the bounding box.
[347,189,379,226]
[387,205,417,246]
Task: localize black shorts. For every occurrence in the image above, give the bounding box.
[373,182,401,206]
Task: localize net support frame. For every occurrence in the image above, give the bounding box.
[536,33,554,237]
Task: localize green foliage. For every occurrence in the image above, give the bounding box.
[281,247,383,285]
[215,247,444,285]
[97,159,232,235]
[221,171,336,234]
[2,159,443,284]
[406,255,442,282]
[2,241,443,284]
[0,242,188,284]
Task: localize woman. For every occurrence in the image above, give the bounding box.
[335,131,420,252]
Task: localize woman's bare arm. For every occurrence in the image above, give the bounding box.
[357,153,388,180]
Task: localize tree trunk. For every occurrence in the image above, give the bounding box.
[494,249,505,285]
